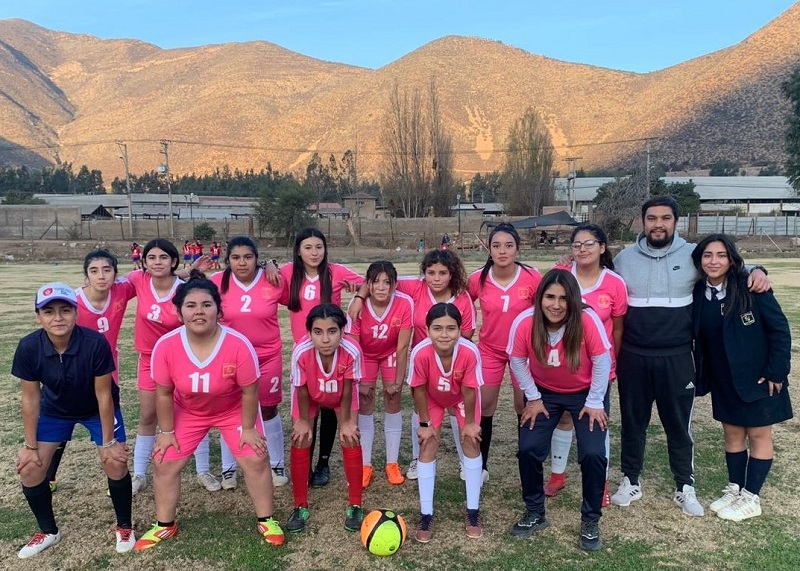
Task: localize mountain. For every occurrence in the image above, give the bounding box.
[1,7,799,181]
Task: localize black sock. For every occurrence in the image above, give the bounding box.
[628,475,640,486]
[726,450,748,488]
[22,479,57,535]
[309,414,319,468]
[108,473,133,528]
[479,416,493,471]
[46,441,68,482]
[318,408,338,468]
[744,457,773,496]
[157,520,175,528]
[257,515,274,522]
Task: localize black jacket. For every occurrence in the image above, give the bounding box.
[692,277,791,400]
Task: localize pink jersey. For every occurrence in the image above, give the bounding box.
[468,265,541,354]
[151,325,259,414]
[397,277,476,346]
[346,291,414,361]
[507,307,611,394]
[407,337,483,408]
[291,337,363,409]
[280,262,363,341]
[126,270,183,355]
[210,269,287,357]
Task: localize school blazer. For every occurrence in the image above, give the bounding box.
[692,278,791,400]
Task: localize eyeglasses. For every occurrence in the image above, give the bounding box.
[571,239,599,250]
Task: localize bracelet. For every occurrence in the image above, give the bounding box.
[101,438,117,448]
[157,429,175,435]
[23,442,38,450]
[354,295,365,301]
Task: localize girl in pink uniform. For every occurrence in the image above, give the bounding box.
[408,303,484,543]
[346,261,413,488]
[210,237,289,489]
[276,228,362,488]
[286,303,365,534]
[468,223,542,479]
[129,239,217,495]
[545,224,627,506]
[134,272,284,550]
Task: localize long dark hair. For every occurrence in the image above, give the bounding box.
[173,269,224,319]
[142,238,180,274]
[220,236,258,294]
[570,223,614,271]
[426,302,463,328]
[420,248,467,296]
[691,234,751,316]
[289,228,332,312]
[83,249,118,277]
[306,302,347,332]
[365,261,398,287]
[532,269,584,372]
[478,223,535,286]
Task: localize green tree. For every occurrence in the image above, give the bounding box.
[469,171,502,203]
[653,180,701,216]
[782,68,800,192]
[592,176,645,240]
[502,107,555,216]
[193,222,216,240]
[256,183,316,242]
[708,159,740,176]
[1,190,46,204]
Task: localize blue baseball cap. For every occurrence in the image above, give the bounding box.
[35,282,78,310]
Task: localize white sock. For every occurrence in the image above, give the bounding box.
[550,428,573,475]
[220,435,237,473]
[194,433,211,474]
[133,434,156,477]
[464,455,483,510]
[418,459,437,515]
[411,411,420,459]
[359,414,375,466]
[384,411,403,464]
[450,415,465,463]
[264,415,285,469]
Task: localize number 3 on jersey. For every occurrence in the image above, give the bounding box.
[147,304,162,322]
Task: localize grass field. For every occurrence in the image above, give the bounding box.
[0,255,799,571]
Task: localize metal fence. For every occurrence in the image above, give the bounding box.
[680,214,800,237]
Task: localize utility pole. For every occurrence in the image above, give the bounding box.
[645,140,651,199]
[159,140,175,237]
[564,156,582,216]
[116,141,134,240]
[456,193,462,251]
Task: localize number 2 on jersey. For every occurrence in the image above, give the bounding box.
[240,294,252,313]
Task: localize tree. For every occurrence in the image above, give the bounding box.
[782,68,800,192]
[1,190,46,205]
[502,107,555,216]
[592,175,646,240]
[193,221,216,240]
[469,172,502,203]
[654,180,701,216]
[708,159,740,176]
[256,182,316,242]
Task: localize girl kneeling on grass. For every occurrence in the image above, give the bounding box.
[287,303,366,534]
[134,271,284,550]
[409,303,484,543]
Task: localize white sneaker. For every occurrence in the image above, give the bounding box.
[482,469,489,484]
[115,526,136,553]
[271,466,289,487]
[131,474,147,496]
[221,469,238,490]
[197,471,222,492]
[717,489,761,521]
[406,458,419,480]
[18,531,60,558]
[674,484,705,516]
[610,476,642,507]
[459,460,466,481]
[709,483,740,513]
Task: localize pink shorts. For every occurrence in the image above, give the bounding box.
[290,384,359,419]
[138,353,156,392]
[479,344,520,389]
[361,353,397,383]
[425,391,482,430]
[257,355,284,407]
[158,406,266,462]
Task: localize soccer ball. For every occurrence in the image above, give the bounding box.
[360,509,407,556]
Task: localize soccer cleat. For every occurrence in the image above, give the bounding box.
[345,505,365,532]
[49,480,58,493]
[406,458,419,480]
[482,469,490,484]
[197,472,221,492]
[311,465,330,488]
[271,466,289,487]
[385,462,405,485]
[509,511,549,538]
[362,465,375,489]
[459,460,466,481]
[602,480,610,508]
[18,531,61,559]
[710,483,740,513]
[674,484,705,517]
[465,509,483,539]
[544,472,567,497]
[115,526,136,553]
[610,476,642,507]
[131,474,147,496]
[257,517,286,546]
[579,519,603,552]
[221,469,238,490]
[134,522,178,551]
[415,513,434,543]
[286,506,310,533]
[717,489,761,521]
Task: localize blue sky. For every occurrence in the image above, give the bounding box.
[1,0,796,72]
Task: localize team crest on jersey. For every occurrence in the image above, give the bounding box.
[222,363,237,377]
[518,287,532,299]
[391,317,402,328]
[338,363,349,375]
[114,301,125,312]
[740,311,755,326]
[597,294,611,309]
[454,370,463,381]
[261,287,274,299]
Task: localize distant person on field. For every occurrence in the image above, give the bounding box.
[182,241,192,268]
[441,233,451,250]
[130,242,142,270]
[209,241,222,270]
[13,283,134,558]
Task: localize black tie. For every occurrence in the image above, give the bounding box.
[710,287,719,300]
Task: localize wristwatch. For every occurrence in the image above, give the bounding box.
[419,420,431,428]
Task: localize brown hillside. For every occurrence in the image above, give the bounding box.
[1,6,799,180]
